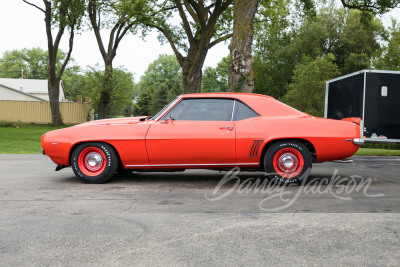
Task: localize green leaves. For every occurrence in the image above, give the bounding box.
[76,65,135,117]
[202,56,229,92]
[374,20,400,70]
[0,48,73,80]
[134,54,183,116]
[282,54,339,117]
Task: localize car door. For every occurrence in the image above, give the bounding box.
[145,98,236,166]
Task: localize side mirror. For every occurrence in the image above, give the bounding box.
[160,114,174,124]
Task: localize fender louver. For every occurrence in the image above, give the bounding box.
[249,139,263,157]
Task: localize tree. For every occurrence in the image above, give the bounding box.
[0,48,48,79]
[87,0,149,119]
[253,5,385,99]
[340,0,400,14]
[253,0,292,98]
[134,54,183,116]
[123,0,233,94]
[61,64,84,100]
[78,66,135,117]
[376,20,400,70]
[282,54,339,117]
[339,10,385,73]
[202,55,229,92]
[23,0,85,126]
[134,86,153,116]
[228,0,260,92]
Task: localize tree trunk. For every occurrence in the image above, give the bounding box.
[98,64,113,119]
[182,69,202,93]
[47,55,63,126]
[228,0,260,93]
[45,0,64,126]
[47,76,63,126]
[181,49,208,93]
[177,35,211,93]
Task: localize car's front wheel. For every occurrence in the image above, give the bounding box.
[71,142,118,183]
[264,140,312,185]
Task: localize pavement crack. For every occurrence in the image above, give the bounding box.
[121,199,137,212]
[385,227,400,241]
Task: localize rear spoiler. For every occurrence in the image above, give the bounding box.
[341,117,361,126]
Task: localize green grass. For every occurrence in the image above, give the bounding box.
[356,148,400,156]
[0,124,68,154]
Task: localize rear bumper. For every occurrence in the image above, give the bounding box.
[353,138,364,146]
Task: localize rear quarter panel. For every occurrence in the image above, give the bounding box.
[235,116,360,163]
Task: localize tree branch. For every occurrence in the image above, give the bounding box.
[208,0,224,26]
[183,1,200,24]
[23,0,45,13]
[340,0,400,12]
[209,33,233,48]
[220,0,233,11]
[174,0,195,45]
[88,1,107,62]
[53,2,67,54]
[186,0,207,28]
[57,22,75,80]
[146,22,185,66]
[43,0,53,55]
[111,20,134,60]
[108,21,122,57]
[115,20,137,49]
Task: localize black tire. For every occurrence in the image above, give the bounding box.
[264,140,312,185]
[71,142,118,183]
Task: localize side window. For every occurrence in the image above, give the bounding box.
[233,101,259,121]
[161,98,234,121]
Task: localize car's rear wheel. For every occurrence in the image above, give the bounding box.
[71,142,118,183]
[264,140,312,185]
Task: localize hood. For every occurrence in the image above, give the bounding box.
[76,116,149,127]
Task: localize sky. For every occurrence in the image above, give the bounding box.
[0,0,229,80]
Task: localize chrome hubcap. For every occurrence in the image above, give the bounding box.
[85,152,103,171]
[279,153,298,172]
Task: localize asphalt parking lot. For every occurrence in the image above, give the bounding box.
[0,154,399,266]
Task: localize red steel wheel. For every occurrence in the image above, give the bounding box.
[264,140,312,185]
[77,147,107,177]
[272,147,305,178]
[71,142,118,183]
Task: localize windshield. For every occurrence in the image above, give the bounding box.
[151,97,179,121]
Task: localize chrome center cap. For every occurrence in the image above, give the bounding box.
[87,152,102,167]
[281,155,295,168]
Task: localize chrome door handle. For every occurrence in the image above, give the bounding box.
[220,127,233,130]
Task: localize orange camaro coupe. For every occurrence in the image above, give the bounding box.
[42,93,363,184]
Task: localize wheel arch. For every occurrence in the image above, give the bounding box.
[259,138,317,168]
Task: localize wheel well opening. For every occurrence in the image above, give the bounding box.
[259,139,317,168]
[69,141,123,168]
